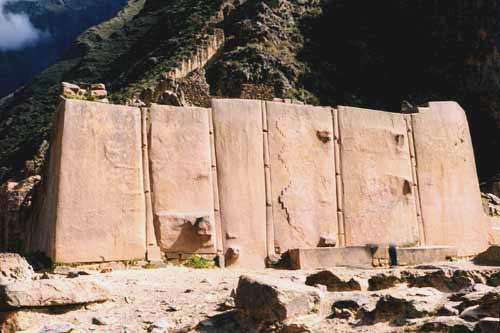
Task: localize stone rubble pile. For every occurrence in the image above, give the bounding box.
[0,252,498,332]
[232,253,500,332]
[482,192,500,216]
[61,82,109,103]
[0,253,111,333]
[0,176,41,252]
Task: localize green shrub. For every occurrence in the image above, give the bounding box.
[183,255,215,269]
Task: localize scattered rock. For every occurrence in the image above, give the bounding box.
[39,323,75,333]
[476,317,500,333]
[366,287,446,324]
[0,253,34,285]
[0,279,110,310]
[405,269,479,292]
[474,246,500,266]
[92,316,111,325]
[67,270,92,278]
[218,297,235,311]
[331,292,378,319]
[149,318,173,333]
[368,272,401,291]
[487,270,500,286]
[280,314,321,333]
[166,304,178,312]
[459,288,500,320]
[235,275,323,323]
[437,301,461,316]
[416,316,475,332]
[317,235,336,247]
[305,270,361,292]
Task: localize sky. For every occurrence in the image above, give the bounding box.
[0,0,46,51]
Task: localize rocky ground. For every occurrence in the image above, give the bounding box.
[1,251,500,333]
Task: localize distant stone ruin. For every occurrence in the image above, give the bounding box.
[6,98,492,268]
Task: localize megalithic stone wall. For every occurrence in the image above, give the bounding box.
[412,102,491,256]
[338,106,420,247]
[148,104,216,255]
[211,99,268,268]
[23,98,491,265]
[266,102,338,253]
[27,99,147,263]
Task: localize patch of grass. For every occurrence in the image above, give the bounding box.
[183,255,215,269]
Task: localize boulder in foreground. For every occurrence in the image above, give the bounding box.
[473,246,500,266]
[0,253,34,285]
[305,270,362,292]
[0,278,110,310]
[235,275,323,323]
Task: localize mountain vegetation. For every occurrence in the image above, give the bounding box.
[0,0,499,185]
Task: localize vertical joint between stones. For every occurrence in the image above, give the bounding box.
[262,100,275,258]
[208,107,224,267]
[140,107,158,252]
[405,115,426,246]
[333,107,346,247]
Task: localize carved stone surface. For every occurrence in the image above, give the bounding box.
[32,99,146,263]
[266,102,337,252]
[23,99,490,266]
[149,105,215,254]
[212,99,267,268]
[338,106,420,247]
[155,213,213,253]
[412,102,490,256]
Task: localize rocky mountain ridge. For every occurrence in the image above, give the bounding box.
[0,0,499,188]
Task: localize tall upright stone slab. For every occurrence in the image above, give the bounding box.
[212,99,267,268]
[149,104,216,254]
[412,102,490,256]
[266,102,338,253]
[26,103,65,258]
[338,106,420,247]
[32,99,146,263]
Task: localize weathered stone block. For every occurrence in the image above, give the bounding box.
[235,275,323,323]
[412,102,490,256]
[474,245,500,266]
[305,270,361,291]
[0,253,34,285]
[338,106,420,247]
[266,102,337,253]
[0,279,110,310]
[30,99,146,263]
[155,212,214,253]
[149,104,216,254]
[395,246,457,266]
[212,99,267,268]
[288,247,375,270]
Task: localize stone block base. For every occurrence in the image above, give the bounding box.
[288,245,457,269]
[394,246,458,266]
[490,217,500,245]
[288,247,374,270]
[146,245,162,262]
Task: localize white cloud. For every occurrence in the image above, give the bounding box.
[0,0,47,51]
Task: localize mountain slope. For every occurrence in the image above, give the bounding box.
[0,0,499,184]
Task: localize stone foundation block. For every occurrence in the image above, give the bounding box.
[394,246,457,266]
[288,247,376,270]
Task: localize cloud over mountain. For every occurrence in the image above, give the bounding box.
[0,0,46,51]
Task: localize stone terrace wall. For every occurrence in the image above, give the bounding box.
[18,98,491,265]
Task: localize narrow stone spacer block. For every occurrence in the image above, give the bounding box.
[288,247,376,270]
[146,245,162,262]
[394,246,457,266]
